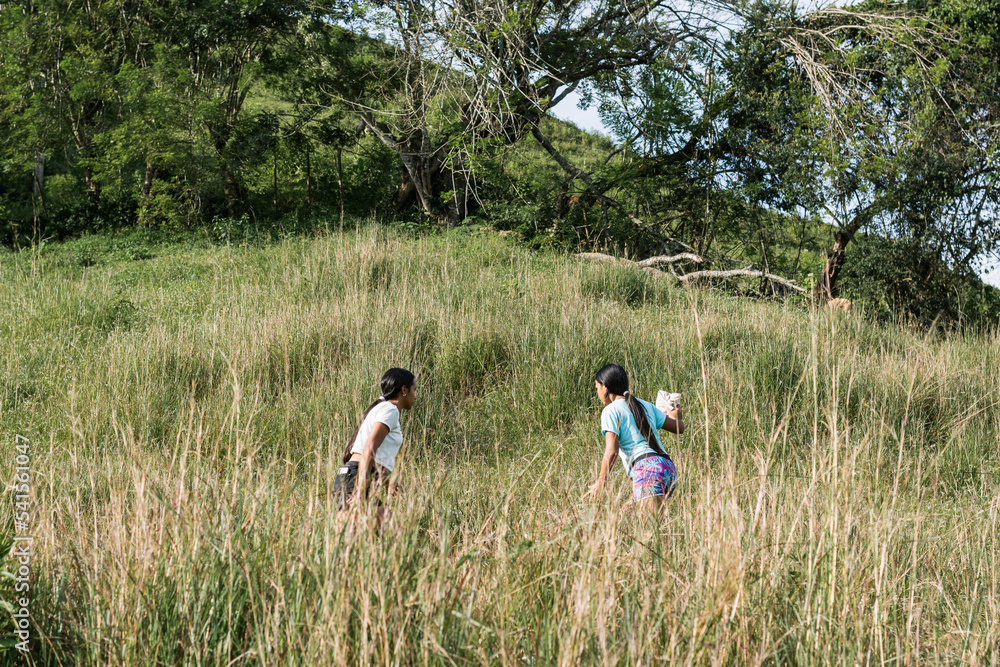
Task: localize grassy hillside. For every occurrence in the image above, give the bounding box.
[1,226,998,665]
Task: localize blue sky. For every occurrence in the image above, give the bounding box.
[551,92,608,137]
[551,93,1000,288]
[983,265,1000,288]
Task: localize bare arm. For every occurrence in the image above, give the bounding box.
[662,406,684,434]
[582,431,619,499]
[355,422,390,501]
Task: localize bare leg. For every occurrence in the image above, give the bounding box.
[639,494,666,515]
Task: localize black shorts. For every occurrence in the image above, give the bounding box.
[332,461,360,510]
[332,461,385,510]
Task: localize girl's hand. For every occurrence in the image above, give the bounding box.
[584,433,618,500]
[582,480,603,499]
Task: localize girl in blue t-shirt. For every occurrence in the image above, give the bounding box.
[583,363,684,511]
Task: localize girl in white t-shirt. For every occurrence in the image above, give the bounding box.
[333,368,416,511]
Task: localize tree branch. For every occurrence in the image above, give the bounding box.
[678,269,806,293]
[576,252,806,293]
[636,253,705,267]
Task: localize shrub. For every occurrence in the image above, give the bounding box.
[841,235,1000,330]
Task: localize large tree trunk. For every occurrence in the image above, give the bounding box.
[272,147,279,216]
[33,153,45,196]
[402,151,436,215]
[32,153,50,219]
[210,123,240,217]
[336,147,343,230]
[141,161,157,203]
[814,218,865,300]
[358,114,441,217]
[306,149,312,210]
[218,159,239,218]
[393,154,438,215]
[813,195,895,300]
[393,170,417,211]
[84,166,101,199]
[393,157,481,224]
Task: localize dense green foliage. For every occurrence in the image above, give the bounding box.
[1,0,999,325]
[841,234,1000,329]
[1,227,998,663]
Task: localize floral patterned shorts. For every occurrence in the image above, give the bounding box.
[631,455,677,501]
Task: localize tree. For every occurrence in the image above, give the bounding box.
[728,1,1000,299]
[0,0,139,205]
[297,0,694,224]
[0,0,322,234]
[153,0,312,217]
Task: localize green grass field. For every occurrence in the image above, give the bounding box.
[1,224,998,665]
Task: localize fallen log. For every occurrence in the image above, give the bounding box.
[576,252,704,267]
[576,252,625,265]
[636,253,705,268]
[575,253,806,294]
[677,269,807,293]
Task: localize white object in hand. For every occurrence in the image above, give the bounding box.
[656,391,682,413]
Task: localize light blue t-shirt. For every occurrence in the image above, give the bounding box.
[600,397,666,476]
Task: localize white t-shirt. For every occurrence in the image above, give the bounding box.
[349,401,403,471]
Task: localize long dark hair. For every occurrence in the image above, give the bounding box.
[343,367,415,462]
[595,363,669,460]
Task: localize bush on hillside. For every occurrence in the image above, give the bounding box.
[841,235,1000,330]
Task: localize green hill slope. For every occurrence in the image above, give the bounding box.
[1,227,998,664]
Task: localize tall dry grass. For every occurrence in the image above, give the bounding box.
[1,226,998,665]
